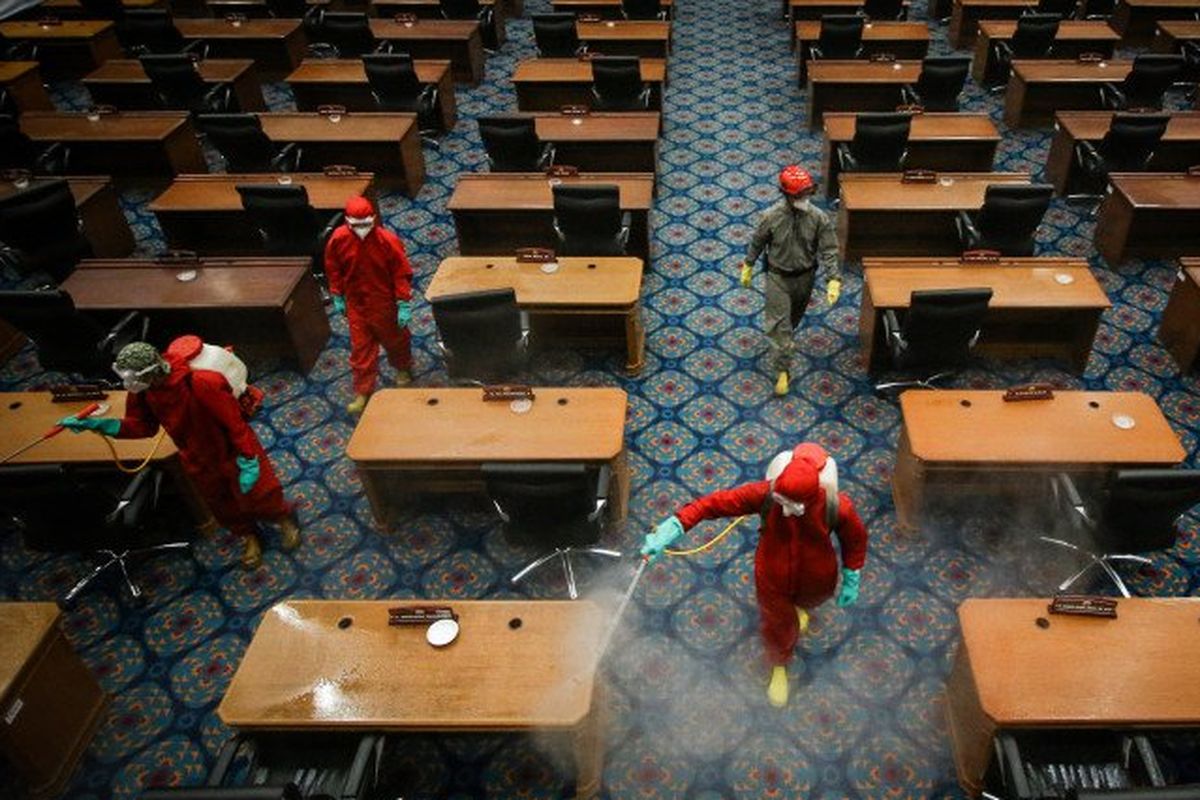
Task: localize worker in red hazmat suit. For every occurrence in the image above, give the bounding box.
[642,442,867,707]
[59,338,298,570]
[324,195,414,415]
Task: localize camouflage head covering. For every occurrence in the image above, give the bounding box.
[114,342,166,374]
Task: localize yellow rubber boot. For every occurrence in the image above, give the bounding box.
[774,371,789,397]
[797,607,810,635]
[346,394,368,415]
[767,665,790,708]
[278,516,301,552]
[240,534,263,570]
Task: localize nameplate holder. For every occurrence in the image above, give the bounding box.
[49,384,108,403]
[560,104,590,116]
[36,16,62,25]
[323,164,359,176]
[1048,595,1117,618]
[578,12,602,21]
[895,103,924,114]
[388,605,457,625]
[515,247,556,263]
[1076,51,1104,63]
[546,164,579,178]
[1003,383,1054,402]
[155,249,200,265]
[393,12,418,24]
[869,52,896,63]
[482,385,535,402]
[318,104,347,117]
[1187,165,1200,178]
[87,104,119,117]
[224,12,248,23]
[959,249,1001,263]
[901,169,937,183]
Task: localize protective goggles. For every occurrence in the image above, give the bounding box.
[346,215,375,229]
[112,361,161,383]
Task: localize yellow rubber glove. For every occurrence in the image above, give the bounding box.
[740,262,752,287]
[826,278,842,305]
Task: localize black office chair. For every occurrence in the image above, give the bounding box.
[1033,0,1075,15]
[552,184,631,256]
[836,111,910,172]
[991,730,1168,799]
[0,179,93,282]
[235,185,341,283]
[440,0,499,51]
[901,55,972,111]
[263,0,323,31]
[1070,788,1200,799]
[874,287,993,392]
[532,13,583,57]
[1068,112,1170,201]
[362,53,443,139]
[956,183,1054,257]
[78,0,126,20]
[810,14,865,61]
[988,13,1061,89]
[197,114,302,173]
[1100,54,1185,110]
[1181,40,1200,86]
[0,114,70,174]
[1041,469,1200,598]
[0,466,190,608]
[621,0,667,20]
[139,54,236,115]
[0,30,38,61]
[0,290,146,378]
[484,463,620,599]
[591,56,652,110]
[121,9,207,57]
[477,115,554,171]
[430,288,530,382]
[307,12,390,59]
[861,0,906,21]
[1079,0,1116,15]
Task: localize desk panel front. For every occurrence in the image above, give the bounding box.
[512,57,667,111]
[0,176,134,258]
[1094,173,1200,264]
[285,59,457,130]
[1045,111,1200,194]
[1003,59,1132,128]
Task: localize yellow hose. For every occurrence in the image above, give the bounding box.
[664,515,747,556]
[98,428,168,474]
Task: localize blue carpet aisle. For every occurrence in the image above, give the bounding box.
[3,0,1200,796]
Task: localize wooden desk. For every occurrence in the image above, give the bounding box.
[836,172,1032,260]
[1152,18,1200,52]
[448,172,654,262]
[578,20,671,59]
[33,0,164,14]
[860,258,1108,373]
[372,0,507,46]
[0,176,134,258]
[795,21,929,84]
[0,603,106,800]
[893,390,1184,528]
[346,387,630,522]
[285,59,456,130]
[1158,258,1200,372]
[1003,59,1132,129]
[0,20,122,80]
[551,0,673,18]
[806,60,921,129]
[1094,173,1200,264]
[219,599,606,800]
[1045,111,1200,194]
[533,111,659,173]
[82,58,267,113]
[0,61,52,113]
[369,19,484,84]
[149,172,374,255]
[1113,0,1200,45]
[175,19,307,82]
[972,20,1120,85]
[946,597,1200,796]
[63,257,330,372]
[789,0,909,30]
[821,112,1000,198]
[426,255,645,373]
[948,0,1028,49]
[18,111,207,186]
[512,57,666,112]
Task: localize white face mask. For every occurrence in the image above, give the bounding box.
[772,492,806,518]
[350,223,373,240]
[791,198,811,213]
[123,378,151,393]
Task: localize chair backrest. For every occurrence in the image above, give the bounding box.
[1121,54,1185,109]
[621,0,663,19]
[197,113,276,172]
[139,53,206,106]
[0,290,109,374]
[895,287,993,369]
[816,14,865,58]
[552,184,625,256]
[532,13,580,57]
[973,183,1054,256]
[78,0,125,20]
[862,0,905,20]
[0,113,39,170]
[1078,0,1116,14]
[362,52,422,109]
[1034,0,1075,15]
[1010,13,1061,58]
[482,462,605,546]
[1098,112,1170,170]
[236,184,321,255]
[848,112,911,170]
[264,0,309,18]
[0,179,90,280]
[122,9,187,54]
[590,56,646,110]
[912,55,971,111]
[1098,469,1200,552]
[1070,787,1200,800]
[440,0,482,19]
[430,288,525,380]
[315,12,377,58]
[477,116,543,171]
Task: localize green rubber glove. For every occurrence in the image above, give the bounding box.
[331,295,346,315]
[58,416,120,436]
[640,516,684,562]
[836,568,861,607]
[236,455,260,495]
[826,278,842,305]
[396,300,412,328]
[740,262,752,287]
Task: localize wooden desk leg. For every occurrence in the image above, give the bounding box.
[397,124,426,198]
[623,304,645,375]
[944,644,994,797]
[859,289,878,374]
[572,682,605,800]
[356,466,391,527]
[1093,190,1133,266]
[436,69,458,131]
[890,426,922,532]
[80,184,135,258]
[609,448,629,523]
[233,71,267,112]
[1159,269,1200,372]
[1072,308,1102,374]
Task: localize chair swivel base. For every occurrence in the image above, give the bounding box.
[1038,535,1152,599]
[511,546,622,599]
[62,541,190,608]
[874,370,956,393]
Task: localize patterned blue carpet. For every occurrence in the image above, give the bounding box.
[3,0,1200,796]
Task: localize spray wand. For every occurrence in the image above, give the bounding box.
[0,402,108,465]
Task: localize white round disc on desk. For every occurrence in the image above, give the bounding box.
[426,618,459,647]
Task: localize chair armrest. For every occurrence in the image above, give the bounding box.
[955,209,980,249]
[1099,81,1125,109]
[539,142,556,169]
[270,142,301,172]
[900,84,920,105]
[835,143,857,172]
[1052,472,1093,529]
[618,210,632,246]
[202,82,234,112]
[1128,734,1166,787]
[589,464,612,521]
[373,40,395,54]
[1074,139,1103,173]
[35,142,70,174]
[809,44,824,60]
[97,310,143,351]
[882,308,906,358]
[306,42,339,58]
[638,85,652,108]
[995,733,1033,800]
[338,734,382,799]
[107,467,157,525]
[182,39,209,59]
[208,734,246,785]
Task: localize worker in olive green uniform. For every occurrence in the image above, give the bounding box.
[741,165,842,397]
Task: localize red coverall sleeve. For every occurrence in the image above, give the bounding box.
[390,235,413,302]
[834,492,868,570]
[675,480,771,531]
[323,229,346,297]
[116,390,161,438]
[190,372,259,458]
